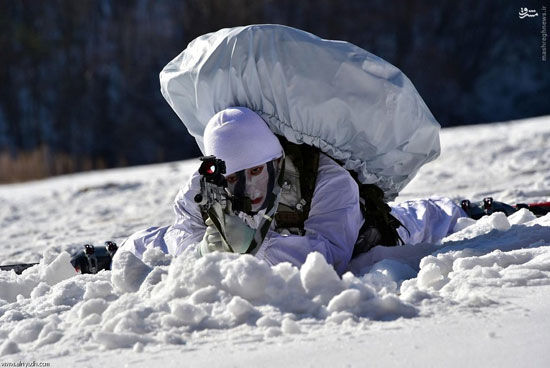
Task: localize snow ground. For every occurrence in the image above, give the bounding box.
[0,116,549,367]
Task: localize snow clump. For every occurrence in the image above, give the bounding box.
[1,213,550,358]
[0,247,416,357]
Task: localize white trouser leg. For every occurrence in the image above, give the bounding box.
[391,197,467,245]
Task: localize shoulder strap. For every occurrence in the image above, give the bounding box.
[275,136,319,232]
[297,143,319,221]
[350,173,408,256]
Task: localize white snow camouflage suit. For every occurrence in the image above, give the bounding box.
[121,155,466,275]
[122,24,467,274]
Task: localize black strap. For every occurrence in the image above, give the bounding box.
[274,136,320,231]
[351,181,408,256]
[299,143,319,224]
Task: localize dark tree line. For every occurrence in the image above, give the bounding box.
[0,0,548,179]
[0,0,196,167]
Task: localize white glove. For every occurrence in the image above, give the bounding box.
[199,217,231,255]
[199,202,256,255]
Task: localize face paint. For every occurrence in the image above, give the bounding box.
[227,160,277,213]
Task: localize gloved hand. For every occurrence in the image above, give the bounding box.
[199,202,256,255]
[199,217,231,255]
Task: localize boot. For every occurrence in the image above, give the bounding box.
[460,197,517,220]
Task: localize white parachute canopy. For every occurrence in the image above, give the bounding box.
[160,24,440,199]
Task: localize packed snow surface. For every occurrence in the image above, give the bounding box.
[0,116,549,366]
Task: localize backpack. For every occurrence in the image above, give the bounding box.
[161,25,441,202]
[274,136,405,257]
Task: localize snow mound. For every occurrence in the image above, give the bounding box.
[400,214,550,306]
[0,247,419,357]
[1,117,550,362]
[0,251,76,303]
[2,211,549,358]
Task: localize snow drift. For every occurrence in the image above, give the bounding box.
[1,209,549,356]
[0,117,549,365]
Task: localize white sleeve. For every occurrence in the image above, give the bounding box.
[255,154,364,275]
[164,170,207,256]
[120,168,206,259]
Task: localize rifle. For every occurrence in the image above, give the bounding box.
[0,263,39,275]
[0,241,119,275]
[193,156,251,253]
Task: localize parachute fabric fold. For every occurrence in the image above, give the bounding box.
[160,24,440,199]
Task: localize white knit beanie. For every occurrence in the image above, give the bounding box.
[203,107,284,175]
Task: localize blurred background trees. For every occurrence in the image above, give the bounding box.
[0,0,548,182]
